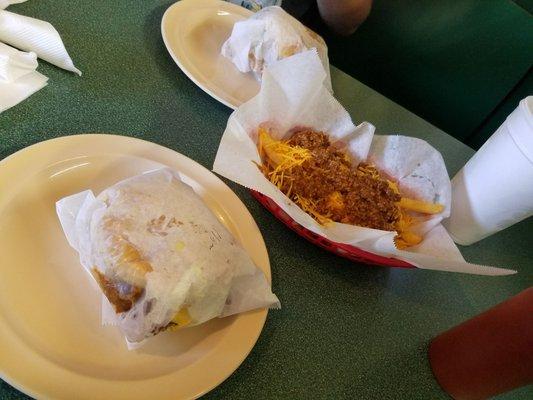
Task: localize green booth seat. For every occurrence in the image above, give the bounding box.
[307,0,533,148]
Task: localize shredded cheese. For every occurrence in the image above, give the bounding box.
[257,128,442,249]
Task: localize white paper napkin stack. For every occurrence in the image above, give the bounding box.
[0,0,80,113]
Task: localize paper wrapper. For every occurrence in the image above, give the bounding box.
[0,42,47,112]
[221,6,331,91]
[0,9,81,74]
[213,50,515,276]
[56,169,280,349]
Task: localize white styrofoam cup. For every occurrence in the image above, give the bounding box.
[444,96,533,245]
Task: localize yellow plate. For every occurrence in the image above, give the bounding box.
[0,134,271,400]
[162,0,259,109]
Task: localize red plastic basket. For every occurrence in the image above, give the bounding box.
[250,190,415,269]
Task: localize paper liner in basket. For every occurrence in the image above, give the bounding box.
[213,49,515,276]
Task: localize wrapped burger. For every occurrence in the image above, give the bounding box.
[213,50,515,276]
[221,6,332,90]
[56,169,280,348]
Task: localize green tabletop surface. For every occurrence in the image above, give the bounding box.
[1,1,532,399]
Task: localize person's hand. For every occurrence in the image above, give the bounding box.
[317,0,373,35]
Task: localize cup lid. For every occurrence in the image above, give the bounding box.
[507,96,533,163]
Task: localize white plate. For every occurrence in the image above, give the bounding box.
[0,134,271,400]
[162,0,259,109]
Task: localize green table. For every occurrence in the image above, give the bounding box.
[1,1,532,399]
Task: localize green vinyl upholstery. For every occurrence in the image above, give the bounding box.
[307,0,533,148]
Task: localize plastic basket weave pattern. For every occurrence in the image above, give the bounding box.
[251,190,415,269]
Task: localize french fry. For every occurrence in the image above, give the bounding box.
[257,128,444,250]
[399,197,444,214]
[258,128,310,171]
[395,231,423,249]
[326,191,344,211]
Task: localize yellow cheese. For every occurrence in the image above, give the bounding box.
[169,307,192,330]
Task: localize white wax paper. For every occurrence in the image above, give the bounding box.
[221,6,332,91]
[213,50,515,276]
[56,169,280,348]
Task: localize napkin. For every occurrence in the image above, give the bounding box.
[0,41,37,81]
[0,0,27,9]
[0,42,47,112]
[0,9,81,74]
[213,50,516,276]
